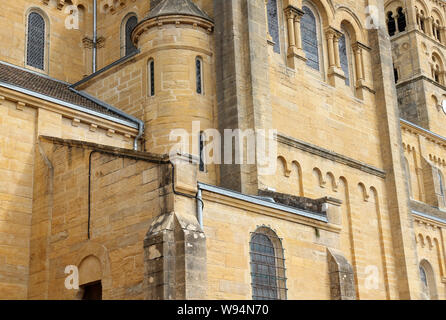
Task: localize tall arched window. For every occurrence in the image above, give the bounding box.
[250,228,287,300]
[397,7,406,33]
[419,260,438,300]
[404,157,412,198]
[338,30,351,86]
[301,6,320,71]
[437,169,445,206]
[26,11,46,70]
[266,0,280,53]
[386,11,396,36]
[148,59,155,97]
[122,15,138,56]
[431,54,444,85]
[196,57,203,94]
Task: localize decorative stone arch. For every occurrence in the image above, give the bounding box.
[24,6,50,73]
[249,226,287,300]
[431,51,445,84]
[414,0,429,32]
[326,248,356,300]
[291,160,304,196]
[334,7,365,43]
[277,156,290,177]
[312,167,326,188]
[326,171,338,192]
[307,0,335,27]
[120,12,138,57]
[419,259,438,300]
[431,8,445,42]
[358,182,370,202]
[417,233,425,247]
[403,156,413,198]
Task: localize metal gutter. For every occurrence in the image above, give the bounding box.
[197,182,328,223]
[0,81,138,129]
[412,210,446,225]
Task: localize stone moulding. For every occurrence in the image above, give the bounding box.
[132,15,214,45]
[276,133,386,178]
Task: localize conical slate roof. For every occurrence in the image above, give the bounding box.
[146,0,212,22]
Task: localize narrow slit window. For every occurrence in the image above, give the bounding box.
[196,57,203,94]
[26,12,46,70]
[199,131,205,172]
[338,33,350,86]
[148,59,155,96]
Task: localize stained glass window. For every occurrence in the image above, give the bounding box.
[301,6,319,70]
[338,33,350,86]
[26,12,46,70]
[125,16,138,56]
[267,0,280,54]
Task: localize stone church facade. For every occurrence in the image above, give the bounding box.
[0,0,445,300]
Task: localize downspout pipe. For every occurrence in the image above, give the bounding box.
[68,87,144,151]
[93,0,97,73]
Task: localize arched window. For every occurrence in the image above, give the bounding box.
[301,6,320,71]
[386,11,396,36]
[250,228,287,300]
[196,57,203,94]
[338,29,352,87]
[199,131,205,172]
[122,15,138,56]
[419,260,438,300]
[26,11,46,70]
[404,157,412,198]
[393,64,399,83]
[437,169,445,206]
[397,7,406,33]
[148,59,155,97]
[266,0,280,53]
[431,54,444,85]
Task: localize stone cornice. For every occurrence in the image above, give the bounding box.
[0,86,138,138]
[132,15,214,45]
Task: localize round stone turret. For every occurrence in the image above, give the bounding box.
[131,0,216,182]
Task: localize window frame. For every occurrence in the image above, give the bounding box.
[121,13,138,57]
[249,227,287,300]
[25,8,49,73]
[148,58,155,97]
[301,1,325,80]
